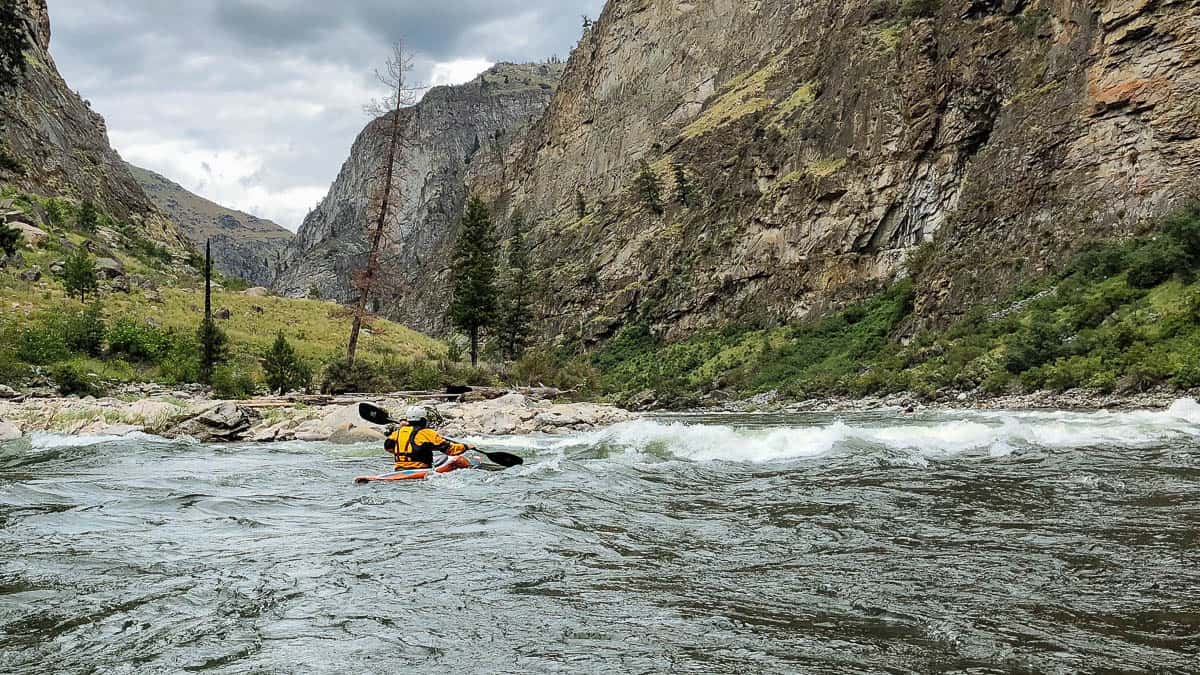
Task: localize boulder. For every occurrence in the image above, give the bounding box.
[243,286,271,297]
[19,266,41,282]
[11,222,48,248]
[329,426,386,445]
[95,257,124,279]
[214,307,232,320]
[0,421,21,442]
[109,276,130,293]
[78,421,143,437]
[49,260,65,276]
[128,399,184,424]
[162,402,255,442]
[0,384,20,399]
[128,274,156,291]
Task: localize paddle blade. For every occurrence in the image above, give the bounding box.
[479,450,524,468]
[358,402,394,426]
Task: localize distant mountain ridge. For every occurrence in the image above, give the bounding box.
[128,164,293,286]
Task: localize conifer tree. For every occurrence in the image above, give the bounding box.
[633,160,663,215]
[197,240,227,384]
[449,196,500,366]
[673,162,692,206]
[263,332,311,395]
[0,220,20,257]
[62,247,98,302]
[76,199,99,233]
[496,213,533,361]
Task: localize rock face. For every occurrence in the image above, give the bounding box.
[0,0,188,252]
[273,62,564,334]
[128,164,293,285]
[462,0,1200,340]
[284,0,1199,343]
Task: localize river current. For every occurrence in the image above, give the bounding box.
[2,402,1199,673]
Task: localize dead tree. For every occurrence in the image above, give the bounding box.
[346,41,423,365]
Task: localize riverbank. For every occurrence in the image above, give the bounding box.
[2,383,1195,443]
[0,388,634,443]
[708,387,1194,414]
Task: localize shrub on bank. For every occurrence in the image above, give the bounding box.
[211,364,257,400]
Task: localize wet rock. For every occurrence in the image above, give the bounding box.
[95,257,124,279]
[329,426,386,445]
[0,421,21,442]
[162,402,256,442]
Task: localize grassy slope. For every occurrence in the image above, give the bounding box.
[1,190,443,388]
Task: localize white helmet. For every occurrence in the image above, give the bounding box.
[405,406,428,423]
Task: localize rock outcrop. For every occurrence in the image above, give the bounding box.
[273,62,564,334]
[128,164,293,285]
[281,0,1199,344]
[470,0,1200,340]
[0,0,188,252]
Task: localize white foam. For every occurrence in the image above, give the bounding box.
[556,398,1200,465]
[26,431,162,449]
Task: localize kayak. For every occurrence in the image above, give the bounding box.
[354,455,482,484]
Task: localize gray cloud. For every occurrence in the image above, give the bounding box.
[46,0,605,230]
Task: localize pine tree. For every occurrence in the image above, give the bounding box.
[496,214,534,360]
[263,332,311,395]
[76,200,99,233]
[0,220,20,257]
[449,196,500,366]
[673,162,693,206]
[62,247,98,302]
[197,240,227,384]
[633,160,663,215]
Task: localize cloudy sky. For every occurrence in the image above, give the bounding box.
[47,0,604,230]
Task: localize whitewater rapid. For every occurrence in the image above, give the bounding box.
[3,401,1198,673]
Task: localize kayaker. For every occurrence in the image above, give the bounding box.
[384,406,472,470]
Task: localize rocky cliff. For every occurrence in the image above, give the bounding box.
[129,164,292,285]
[273,62,564,332]
[0,0,187,250]
[473,0,1199,344]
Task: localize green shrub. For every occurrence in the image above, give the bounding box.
[1162,205,1200,260]
[377,357,443,391]
[51,363,102,397]
[17,324,70,364]
[62,305,106,357]
[1127,240,1187,289]
[157,336,201,384]
[107,318,171,362]
[321,359,382,394]
[211,364,257,400]
[0,219,21,257]
[1068,242,1128,281]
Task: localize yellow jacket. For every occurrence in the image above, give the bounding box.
[385,425,468,469]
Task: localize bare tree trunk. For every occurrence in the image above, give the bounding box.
[347,43,412,366]
[470,326,479,367]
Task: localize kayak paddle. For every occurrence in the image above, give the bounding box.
[357,402,525,468]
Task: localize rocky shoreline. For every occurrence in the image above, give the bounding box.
[0,389,635,444]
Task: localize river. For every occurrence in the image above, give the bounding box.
[2,402,1199,673]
